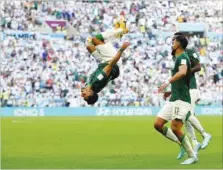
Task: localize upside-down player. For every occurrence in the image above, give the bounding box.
[81,20,130,105]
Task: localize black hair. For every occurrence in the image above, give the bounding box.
[85,92,99,105]
[175,35,188,50]
[174,32,185,36]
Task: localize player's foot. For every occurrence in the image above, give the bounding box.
[114,18,129,38]
[193,142,201,155]
[201,133,212,149]
[180,155,198,165]
[177,146,186,160]
[114,21,120,29]
[119,20,129,34]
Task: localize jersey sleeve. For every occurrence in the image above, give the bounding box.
[177,54,190,67]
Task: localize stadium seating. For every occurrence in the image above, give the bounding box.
[0,0,222,107]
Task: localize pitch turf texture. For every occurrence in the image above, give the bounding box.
[1,116,222,169]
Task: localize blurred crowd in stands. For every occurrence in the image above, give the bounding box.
[0,0,222,107]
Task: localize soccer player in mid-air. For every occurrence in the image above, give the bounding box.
[81,19,130,105]
[154,35,198,164]
[171,32,212,160]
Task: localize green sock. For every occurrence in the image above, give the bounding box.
[179,134,186,143]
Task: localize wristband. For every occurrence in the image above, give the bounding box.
[119,48,125,53]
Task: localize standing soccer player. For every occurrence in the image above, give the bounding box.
[81,20,130,105]
[154,35,198,164]
[172,32,212,159]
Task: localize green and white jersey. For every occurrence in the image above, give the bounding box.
[170,52,191,104]
[87,62,119,93]
[185,48,200,89]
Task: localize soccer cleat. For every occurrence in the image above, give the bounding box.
[177,146,186,160]
[119,20,129,34]
[180,155,198,165]
[114,18,129,38]
[201,133,212,149]
[193,142,201,155]
[114,21,120,29]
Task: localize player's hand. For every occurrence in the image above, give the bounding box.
[163,91,171,100]
[121,42,131,50]
[158,82,169,93]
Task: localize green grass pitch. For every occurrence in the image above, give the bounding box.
[1,116,222,169]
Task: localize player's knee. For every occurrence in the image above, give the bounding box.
[92,36,104,45]
[86,45,96,54]
[91,37,98,45]
[86,45,91,51]
[171,125,179,135]
[154,122,163,133]
[91,37,97,41]
[171,128,178,135]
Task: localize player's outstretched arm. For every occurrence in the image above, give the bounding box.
[108,42,131,67]
[103,42,131,76]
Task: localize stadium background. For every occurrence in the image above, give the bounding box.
[0,0,222,169]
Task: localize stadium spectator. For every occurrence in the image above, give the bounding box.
[0,0,222,107]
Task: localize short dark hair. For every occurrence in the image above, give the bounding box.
[174,32,185,36]
[85,92,99,105]
[175,35,188,50]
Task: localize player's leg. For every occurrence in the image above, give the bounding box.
[91,28,125,44]
[188,89,212,149]
[86,28,125,63]
[86,44,105,63]
[101,17,129,40]
[171,101,197,164]
[86,45,96,54]
[86,29,118,62]
[87,28,124,47]
[187,89,202,147]
[92,36,105,46]
[154,102,181,145]
[86,41,118,63]
[90,18,128,44]
[171,119,197,164]
[188,115,212,149]
[185,121,201,154]
[183,89,201,153]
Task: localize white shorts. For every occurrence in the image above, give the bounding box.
[157,100,191,123]
[190,89,200,115]
[92,42,117,63]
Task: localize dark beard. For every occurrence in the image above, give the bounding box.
[171,49,176,56]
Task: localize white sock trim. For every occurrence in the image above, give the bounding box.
[188,115,206,137]
[165,127,180,145]
[182,135,195,157]
[101,28,123,40]
[185,121,197,141]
